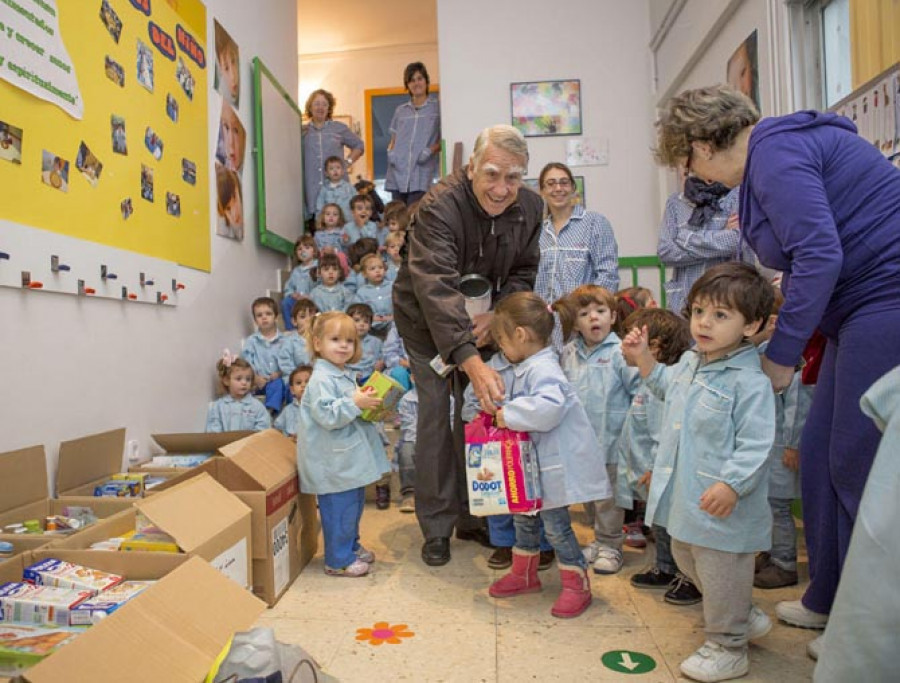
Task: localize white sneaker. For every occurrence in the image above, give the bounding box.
[807,635,823,660]
[581,541,603,563]
[680,641,749,682]
[356,546,375,563]
[775,599,828,629]
[747,605,772,640]
[324,558,370,577]
[592,546,624,575]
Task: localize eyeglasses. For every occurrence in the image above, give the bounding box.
[543,178,572,189]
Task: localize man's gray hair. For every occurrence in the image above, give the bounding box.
[471,125,529,169]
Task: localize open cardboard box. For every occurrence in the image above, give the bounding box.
[0,445,133,544]
[129,431,254,475]
[0,548,265,683]
[149,430,319,606]
[50,473,253,589]
[55,428,171,502]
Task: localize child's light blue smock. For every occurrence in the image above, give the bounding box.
[758,341,811,499]
[644,344,776,553]
[561,333,640,463]
[274,399,300,437]
[347,334,383,379]
[614,387,665,508]
[352,282,394,331]
[283,262,317,298]
[277,332,310,376]
[501,347,611,510]
[314,228,345,256]
[205,395,271,432]
[310,283,350,313]
[297,359,390,495]
[385,260,400,282]
[242,331,285,379]
[315,179,354,220]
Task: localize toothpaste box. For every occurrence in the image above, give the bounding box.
[23,559,123,594]
[0,582,92,627]
[0,623,81,677]
[69,581,154,625]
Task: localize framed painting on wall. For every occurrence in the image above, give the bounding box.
[510,79,582,137]
[524,175,585,206]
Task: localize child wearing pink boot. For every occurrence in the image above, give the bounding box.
[486,292,611,618]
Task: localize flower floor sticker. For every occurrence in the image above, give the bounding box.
[356,622,415,646]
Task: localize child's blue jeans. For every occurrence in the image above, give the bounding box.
[488,514,552,552]
[514,507,584,569]
[318,487,366,569]
[653,524,678,575]
[768,497,798,570]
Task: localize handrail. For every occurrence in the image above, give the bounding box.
[618,255,667,309]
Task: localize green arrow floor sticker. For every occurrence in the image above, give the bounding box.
[601,649,656,674]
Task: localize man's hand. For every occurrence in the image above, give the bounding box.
[783,447,800,472]
[471,312,494,348]
[699,482,738,518]
[460,355,505,414]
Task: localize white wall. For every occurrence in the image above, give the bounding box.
[0,0,298,489]
[436,0,660,256]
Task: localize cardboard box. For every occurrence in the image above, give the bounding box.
[0,549,265,683]
[50,473,253,589]
[0,446,133,545]
[131,431,254,474]
[149,430,318,606]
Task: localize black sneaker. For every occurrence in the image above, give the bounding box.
[375,484,390,510]
[538,549,555,571]
[664,574,703,605]
[630,567,676,589]
[487,547,512,569]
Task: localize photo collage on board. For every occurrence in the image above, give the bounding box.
[213,20,245,241]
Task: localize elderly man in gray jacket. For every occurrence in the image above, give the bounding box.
[393,125,544,566]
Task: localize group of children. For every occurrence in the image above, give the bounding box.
[205,181,809,680]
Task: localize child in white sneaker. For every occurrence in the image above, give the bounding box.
[555,285,640,575]
[297,312,390,577]
[622,262,776,682]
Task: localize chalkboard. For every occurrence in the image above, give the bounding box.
[364,87,440,182]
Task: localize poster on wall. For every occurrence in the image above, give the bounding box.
[726,30,760,111]
[0,0,84,119]
[0,0,211,271]
[214,20,240,108]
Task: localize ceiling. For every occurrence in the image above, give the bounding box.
[297,0,438,55]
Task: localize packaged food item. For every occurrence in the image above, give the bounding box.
[143,475,168,490]
[61,506,98,529]
[69,581,154,625]
[118,529,179,553]
[93,480,142,497]
[0,623,81,676]
[23,559,123,594]
[0,583,92,627]
[0,542,13,559]
[23,520,41,534]
[359,371,405,422]
[143,453,211,468]
[3,524,26,535]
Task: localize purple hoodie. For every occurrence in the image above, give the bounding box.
[740,111,900,366]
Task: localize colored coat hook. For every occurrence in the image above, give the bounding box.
[128,293,138,300]
[28,282,44,289]
[157,292,169,303]
[51,255,71,272]
[176,282,185,290]
[85,287,96,295]
[101,265,118,280]
[0,251,10,260]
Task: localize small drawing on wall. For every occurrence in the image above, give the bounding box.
[141,164,154,202]
[105,55,125,87]
[100,0,123,43]
[0,120,23,164]
[75,141,103,187]
[121,197,134,220]
[566,138,608,167]
[510,79,581,137]
[111,115,127,155]
[137,39,154,92]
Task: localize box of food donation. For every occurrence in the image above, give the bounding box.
[0,445,133,545]
[147,429,317,606]
[129,431,254,475]
[359,371,405,421]
[49,473,253,590]
[54,429,169,503]
[0,549,264,683]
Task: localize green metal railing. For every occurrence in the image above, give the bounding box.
[618,255,667,309]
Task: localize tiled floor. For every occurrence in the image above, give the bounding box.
[256,500,817,682]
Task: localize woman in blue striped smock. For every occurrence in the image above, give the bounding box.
[533,162,619,307]
[385,62,441,205]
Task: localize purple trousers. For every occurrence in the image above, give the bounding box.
[800,306,900,614]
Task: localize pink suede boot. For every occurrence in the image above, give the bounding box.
[489,548,542,598]
[551,563,592,618]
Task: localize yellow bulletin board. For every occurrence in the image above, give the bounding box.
[0,0,211,271]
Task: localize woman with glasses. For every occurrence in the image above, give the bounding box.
[533,162,619,305]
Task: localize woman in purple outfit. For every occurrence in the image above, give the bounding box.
[654,85,900,660]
